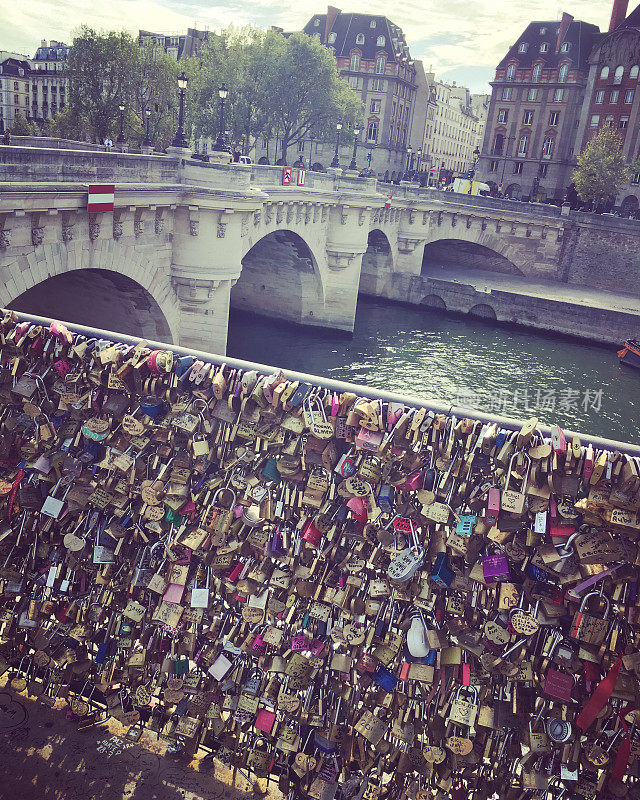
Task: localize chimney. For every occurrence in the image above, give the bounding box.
[555,12,573,53]
[41,39,46,47]
[324,6,340,44]
[609,0,629,30]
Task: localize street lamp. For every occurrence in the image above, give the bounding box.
[213,84,228,151]
[117,104,125,145]
[349,127,360,170]
[143,108,151,147]
[308,132,315,170]
[172,72,189,149]
[417,147,423,183]
[330,122,342,168]
[469,146,480,179]
[405,146,413,179]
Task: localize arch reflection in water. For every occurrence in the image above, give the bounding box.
[8,269,173,343]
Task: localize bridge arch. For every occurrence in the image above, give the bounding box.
[9,269,173,341]
[0,240,179,343]
[421,238,524,276]
[232,229,324,325]
[469,303,497,319]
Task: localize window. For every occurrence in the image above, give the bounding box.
[297,140,305,152]
[313,17,320,25]
[553,88,564,102]
[614,65,624,84]
[610,89,619,103]
[523,110,534,125]
[532,64,541,82]
[539,43,549,53]
[349,75,358,88]
[497,108,508,124]
[492,133,504,154]
[489,160,499,172]
[561,42,570,52]
[373,78,384,91]
[518,43,528,53]
[518,135,528,155]
[370,19,376,27]
[502,87,512,100]
[513,162,523,174]
[13,81,18,91]
[356,33,365,45]
[590,114,600,127]
[620,116,629,129]
[600,66,610,79]
[549,111,559,125]
[539,26,547,34]
[559,64,568,83]
[375,56,385,74]
[625,89,635,104]
[539,163,548,177]
[506,63,516,81]
[328,32,336,44]
[367,121,378,142]
[371,99,381,113]
[542,137,554,157]
[14,94,18,104]
[376,36,385,47]
[605,114,614,127]
[528,88,539,100]
[632,172,640,184]
[350,53,360,71]
[631,65,639,79]
[595,90,605,104]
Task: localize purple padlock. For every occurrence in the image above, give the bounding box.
[482,553,510,582]
[252,633,266,653]
[291,634,307,652]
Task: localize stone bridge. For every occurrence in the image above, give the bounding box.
[1,145,639,352]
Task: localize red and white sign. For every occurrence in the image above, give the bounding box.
[297,168,306,187]
[87,184,115,213]
[282,167,292,186]
[385,194,392,208]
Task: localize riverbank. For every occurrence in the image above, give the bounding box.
[360,266,640,346]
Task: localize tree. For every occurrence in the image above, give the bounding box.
[44,108,85,141]
[572,128,630,209]
[65,27,139,142]
[133,41,179,148]
[10,112,31,136]
[260,32,362,163]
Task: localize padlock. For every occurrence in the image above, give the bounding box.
[569,590,610,645]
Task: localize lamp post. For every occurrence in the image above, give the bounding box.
[172,72,189,149]
[213,84,228,151]
[117,104,125,145]
[499,136,515,196]
[416,147,422,181]
[348,127,360,170]
[308,133,315,171]
[142,108,151,147]
[469,146,480,179]
[404,146,412,179]
[330,122,342,168]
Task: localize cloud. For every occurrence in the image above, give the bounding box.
[4,0,615,92]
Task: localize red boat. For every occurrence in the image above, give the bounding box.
[618,339,640,369]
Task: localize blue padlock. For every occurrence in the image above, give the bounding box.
[430,552,454,588]
[377,484,394,515]
[373,665,398,691]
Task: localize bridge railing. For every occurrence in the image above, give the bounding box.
[7,310,640,457]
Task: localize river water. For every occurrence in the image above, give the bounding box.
[227,296,640,445]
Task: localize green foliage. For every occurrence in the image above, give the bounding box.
[572,128,630,208]
[10,111,31,136]
[133,42,179,148]
[43,108,85,140]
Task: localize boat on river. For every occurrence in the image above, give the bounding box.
[618,339,640,369]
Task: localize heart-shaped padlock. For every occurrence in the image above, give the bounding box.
[387,546,424,582]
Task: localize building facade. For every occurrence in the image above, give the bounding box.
[575,0,640,210]
[0,57,31,130]
[138,28,211,60]
[30,40,70,123]
[476,14,600,201]
[419,76,486,186]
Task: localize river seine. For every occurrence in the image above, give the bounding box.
[227,296,639,445]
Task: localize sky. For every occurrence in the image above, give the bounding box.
[2,0,618,93]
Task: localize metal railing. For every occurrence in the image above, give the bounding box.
[8,310,640,457]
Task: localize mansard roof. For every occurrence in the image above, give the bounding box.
[303,11,410,62]
[498,19,600,70]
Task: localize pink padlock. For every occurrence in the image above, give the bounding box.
[355,427,383,452]
[291,634,307,652]
[53,358,72,378]
[49,320,73,345]
[252,633,266,653]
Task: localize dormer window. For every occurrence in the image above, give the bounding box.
[631,65,639,78]
[560,42,570,52]
[532,64,542,82]
[350,52,360,71]
[370,19,376,27]
[518,43,528,53]
[539,43,549,53]
[600,65,610,79]
[558,63,569,83]
[506,63,516,81]
[313,18,320,26]
[377,36,385,47]
[356,33,365,45]
[539,27,547,34]
[328,32,336,44]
